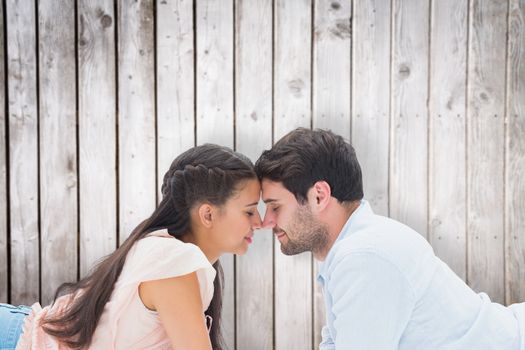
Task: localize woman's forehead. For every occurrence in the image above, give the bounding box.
[230,178,261,203]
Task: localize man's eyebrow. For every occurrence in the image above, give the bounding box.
[263,199,278,204]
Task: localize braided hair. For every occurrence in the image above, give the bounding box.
[41,144,257,349]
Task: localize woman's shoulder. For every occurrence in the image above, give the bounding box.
[122,229,216,311]
[134,229,209,263]
[123,229,216,287]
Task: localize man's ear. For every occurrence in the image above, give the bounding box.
[197,203,214,228]
[307,181,331,213]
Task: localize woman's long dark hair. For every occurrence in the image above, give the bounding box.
[41,144,257,349]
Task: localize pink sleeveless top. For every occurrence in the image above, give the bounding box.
[16,229,216,349]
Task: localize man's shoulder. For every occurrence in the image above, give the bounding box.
[339,213,427,249]
[327,214,435,278]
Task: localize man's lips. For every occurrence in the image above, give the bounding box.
[273,229,287,239]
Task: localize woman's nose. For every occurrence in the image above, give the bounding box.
[252,212,263,229]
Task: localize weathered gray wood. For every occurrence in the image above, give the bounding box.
[274,0,312,131]
[1,0,523,339]
[428,0,468,280]
[390,0,430,238]
[38,0,77,305]
[117,0,156,243]
[78,0,117,277]
[506,0,525,305]
[234,0,273,349]
[0,0,7,303]
[467,0,507,303]
[196,0,234,145]
[7,0,40,305]
[352,0,391,217]
[195,1,235,347]
[312,0,351,346]
[156,0,195,198]
[312,0,351,136]
[274,0,312,349]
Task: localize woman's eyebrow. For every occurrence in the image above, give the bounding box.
[244,201,259,207]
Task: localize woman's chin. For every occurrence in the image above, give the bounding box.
[234,245,249,256]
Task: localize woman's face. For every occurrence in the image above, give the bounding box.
[211,178,262,255]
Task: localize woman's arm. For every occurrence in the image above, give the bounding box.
[139,272,212,350]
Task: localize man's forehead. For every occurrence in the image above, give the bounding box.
[261,179,284,191]
[261,179,292,201]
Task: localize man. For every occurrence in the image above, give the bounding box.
[255,128,524,349]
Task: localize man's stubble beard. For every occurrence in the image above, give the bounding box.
[279,204,329,256]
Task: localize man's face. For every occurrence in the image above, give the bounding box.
[261,179,328,255]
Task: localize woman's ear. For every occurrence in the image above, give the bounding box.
[307,181,331,213]
[197,203,214,228]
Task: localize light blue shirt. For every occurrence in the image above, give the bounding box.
[317,200,525,350]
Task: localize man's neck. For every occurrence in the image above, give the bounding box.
[314,200,361,261]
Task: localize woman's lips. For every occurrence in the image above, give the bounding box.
[244,232,253,244]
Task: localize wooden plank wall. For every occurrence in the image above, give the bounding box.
[1,0,524,348]
[235,0,273,349]
[78,0,117,280]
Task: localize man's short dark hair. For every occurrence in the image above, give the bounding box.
[255,128,364,204]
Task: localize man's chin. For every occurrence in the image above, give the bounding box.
[280,246,294,256]
[279,242,308,256]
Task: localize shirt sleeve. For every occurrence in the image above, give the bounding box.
[326,251,415,349]
[124,236,217,310]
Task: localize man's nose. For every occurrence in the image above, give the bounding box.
[262,212,275,229]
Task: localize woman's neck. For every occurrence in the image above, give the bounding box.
[180,231,220,264]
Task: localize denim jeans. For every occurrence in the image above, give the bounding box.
[0,303,31,350]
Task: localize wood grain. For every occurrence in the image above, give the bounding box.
[467,0,507,303]
[38,0,77,305]
[7,0,40,305]
[117,0,156,244]
[390,0,430,238]
[235,0,273,348]
[156,0,195,199]
[428,0,468,280]
[78,0,117,277]
[506,0,525,305]
[352,0,391,217]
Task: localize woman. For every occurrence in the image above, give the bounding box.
[0,144,262,349]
